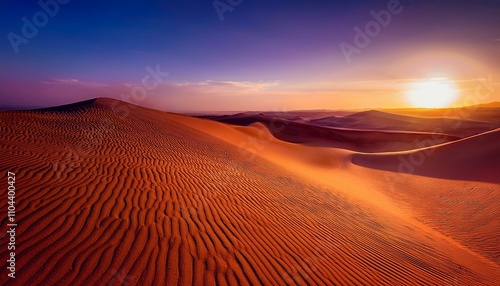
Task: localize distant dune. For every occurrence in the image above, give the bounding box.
[206,108,500,139]
[201,113,463,152]
[1,98,499,285]
[387,105,500,124]
[311,110,497,138]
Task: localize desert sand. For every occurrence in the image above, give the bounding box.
[1,98,499,285]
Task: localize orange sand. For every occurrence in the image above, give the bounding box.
[0,98,499,285]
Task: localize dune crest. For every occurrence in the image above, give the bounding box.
[352,128,500,183]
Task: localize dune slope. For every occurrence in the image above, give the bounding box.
[351,129,500,264]
[352,128,500,183]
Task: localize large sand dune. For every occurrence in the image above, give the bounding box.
[351,129,500,265]
[1,98,499,285]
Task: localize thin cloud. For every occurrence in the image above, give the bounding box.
[173,80,280,90]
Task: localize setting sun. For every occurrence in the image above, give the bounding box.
[406,78,459,108]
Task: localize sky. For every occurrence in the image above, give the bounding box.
[0,0,499,112]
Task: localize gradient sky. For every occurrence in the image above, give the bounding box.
[1,0,499,111]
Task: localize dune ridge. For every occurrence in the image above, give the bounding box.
[1,98,499,285]
[352,128,500,183]
[311,110,498,137]
[199,113,463,153]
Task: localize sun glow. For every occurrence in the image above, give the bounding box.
[406,78,458,108]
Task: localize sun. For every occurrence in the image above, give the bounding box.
[406,78,458,108]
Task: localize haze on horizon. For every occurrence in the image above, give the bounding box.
[1,0,499,112]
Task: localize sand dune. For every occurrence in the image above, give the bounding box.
[207,108,500,139]
[202,113,462,152]
[352,128,500,183]
[200,110,354,122]
[351,129,500,265]
[1,98,499,285]
[311,110,498,138]
[387,105,500,124]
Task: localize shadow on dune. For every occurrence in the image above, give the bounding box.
[351,129,500,184]
[203,114,461,153]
